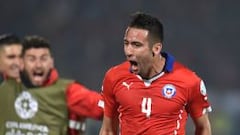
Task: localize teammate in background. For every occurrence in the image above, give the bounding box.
[0,34,87,134]
[0,35,103,135]
[0,34,22,82]
[99,12,212,135]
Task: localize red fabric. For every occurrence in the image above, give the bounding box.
[103,61,211,135]
[66,82,103,120]
[45,69,103,134]
[43,68,58,86]
[68,113,85,135]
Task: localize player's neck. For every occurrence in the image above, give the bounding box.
[152,54,165,73]
[143,55,165,80]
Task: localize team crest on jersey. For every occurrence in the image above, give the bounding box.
[162,84,176,99]
[15,91,38,119]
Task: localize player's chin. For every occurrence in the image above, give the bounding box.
[9,71,19,77]
[32,76,46,86]
[32,80,44,86]
[11,69,20,74]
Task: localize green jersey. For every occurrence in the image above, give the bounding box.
[0,78,73,135]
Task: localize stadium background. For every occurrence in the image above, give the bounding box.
[1,0,239,134]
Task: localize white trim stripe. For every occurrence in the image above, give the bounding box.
[174,109,184,135]
[69,120,86,131]
[202,106,212,114]
[98,100,104,108]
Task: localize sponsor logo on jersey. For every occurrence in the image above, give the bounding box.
[15,91,38,119]
[122,82,133,90]
[162,84,176,99]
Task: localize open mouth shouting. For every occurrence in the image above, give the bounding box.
[129,60,139,74]
[30,69,47,86]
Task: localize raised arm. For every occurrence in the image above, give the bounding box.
[66,82,104,120]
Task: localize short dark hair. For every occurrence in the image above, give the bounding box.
[0,33,21,48]
[22,35,51,56]
[129,12,164,45]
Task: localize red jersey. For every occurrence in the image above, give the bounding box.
[44,69,104,134]
[103,53,211,135]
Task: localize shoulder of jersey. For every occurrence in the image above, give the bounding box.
[106,61,130,77]
[173,62,201,81]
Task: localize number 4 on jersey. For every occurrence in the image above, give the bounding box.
[141,98,152,117]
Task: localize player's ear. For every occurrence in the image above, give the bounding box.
[152,42,162,56]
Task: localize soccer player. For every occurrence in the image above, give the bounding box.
[0,34,22,82]
[0,34,91,134]
[0,35,103,135]
[99,12,212,135]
